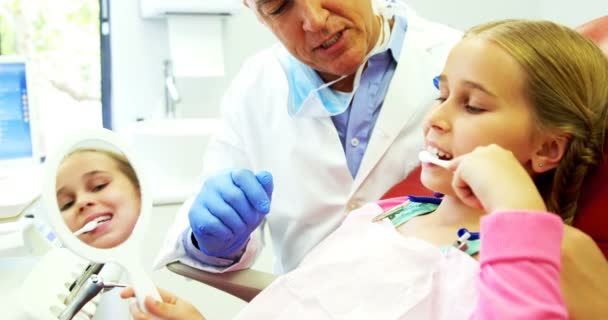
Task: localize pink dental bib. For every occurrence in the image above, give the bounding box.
[235,203,479,320]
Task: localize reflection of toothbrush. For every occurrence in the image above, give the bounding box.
[418,150,453,168]
[73,220,99,236]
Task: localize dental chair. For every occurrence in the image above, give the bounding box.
[167,16,608,302]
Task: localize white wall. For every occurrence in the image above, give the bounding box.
[406,0,543,30]
[110,0,276,131]
[539,0,607,27]
[406,0,605,29]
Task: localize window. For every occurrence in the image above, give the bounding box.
[0,0,107,156]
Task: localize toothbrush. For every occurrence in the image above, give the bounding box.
[418,150,453,168]
[73,220,99,236]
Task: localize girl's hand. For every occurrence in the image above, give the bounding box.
[448,144,547,213]
[120,287,206,320]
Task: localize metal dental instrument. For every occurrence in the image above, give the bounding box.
[59,271,127,320]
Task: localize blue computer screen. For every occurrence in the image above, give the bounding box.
[0,62,33,160]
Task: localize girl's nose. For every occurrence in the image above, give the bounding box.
[76,195,97,213]
[424,103,451,133]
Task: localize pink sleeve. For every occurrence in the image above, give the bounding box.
[472,211,568,320]
[376,196,409,211]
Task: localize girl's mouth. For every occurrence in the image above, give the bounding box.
[83,214,113,234]
[426,145,454,161]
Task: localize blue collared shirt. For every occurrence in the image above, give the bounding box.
[332,16,407,178]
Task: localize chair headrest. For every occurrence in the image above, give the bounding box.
[576,16,608,54]
[572,16,608,258]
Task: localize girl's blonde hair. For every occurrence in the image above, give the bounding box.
[65,148,140,192]
[465,20,608,224]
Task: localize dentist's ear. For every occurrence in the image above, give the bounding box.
[531,134,570,173]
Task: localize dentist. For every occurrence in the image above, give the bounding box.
[155,0,461,274]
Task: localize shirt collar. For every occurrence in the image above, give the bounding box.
[386,15,408,63]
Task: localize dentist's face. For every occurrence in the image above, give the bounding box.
[421,37,538,196]
[248,0,381,82]
[56,151,141,249]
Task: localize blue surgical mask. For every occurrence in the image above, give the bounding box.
[277,13,394,118]
[283,55,351,117]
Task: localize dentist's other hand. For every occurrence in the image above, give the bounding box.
[448,144,546,213]
[189,169,273,257]
[121,287,206,320]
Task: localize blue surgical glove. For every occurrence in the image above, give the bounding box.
[188,169,273,258]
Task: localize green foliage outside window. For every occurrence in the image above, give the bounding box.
[0,0,100,101]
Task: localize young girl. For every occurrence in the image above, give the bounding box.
[123,19,608,319]
[56,148,142,249]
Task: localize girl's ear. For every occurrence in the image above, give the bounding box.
[531,134,570,173]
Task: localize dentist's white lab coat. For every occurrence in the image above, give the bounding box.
[154,10,462,274]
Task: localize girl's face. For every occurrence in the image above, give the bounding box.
[421,37,540,196]
[56,151,141,249]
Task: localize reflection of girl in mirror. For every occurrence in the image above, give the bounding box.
[56,149,141,249]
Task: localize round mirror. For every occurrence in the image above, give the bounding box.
[55,146,141,249]
[42,128,160,313]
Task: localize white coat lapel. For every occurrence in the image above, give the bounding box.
[351,29,442,194]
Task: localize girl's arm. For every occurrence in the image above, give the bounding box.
[473,211,568,320]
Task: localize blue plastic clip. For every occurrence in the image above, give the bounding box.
[457,228,480,241]
[433,75,440,90]
[453,228,480,251]
[407,195,442,205]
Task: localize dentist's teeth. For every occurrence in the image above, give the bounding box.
[321,32,341,49]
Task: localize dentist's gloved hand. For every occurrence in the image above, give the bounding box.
[189,169,273,258]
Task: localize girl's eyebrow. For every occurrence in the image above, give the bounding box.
[462,80,497,98]
[56,170,109,195]
[83,170,108,178]
[438,75,497,97]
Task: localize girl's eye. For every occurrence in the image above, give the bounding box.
[92,182,108,192]
[60,200,74,211]
[465,105,486,114]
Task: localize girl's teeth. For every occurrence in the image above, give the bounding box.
[426,145,453,159]
[94,215,112,223]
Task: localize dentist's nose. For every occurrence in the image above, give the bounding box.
[301,1,329,33]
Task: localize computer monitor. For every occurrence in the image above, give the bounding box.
[0,56,39,166]
[0,56,41,219]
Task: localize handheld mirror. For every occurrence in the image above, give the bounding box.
[42,128,161,314]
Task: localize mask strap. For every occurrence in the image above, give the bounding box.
[313,4,395,92]
[348,13,392,91]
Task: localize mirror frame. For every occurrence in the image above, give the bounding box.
[42,128,161,315]
[42,128,152,264]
